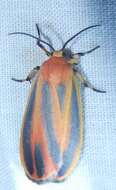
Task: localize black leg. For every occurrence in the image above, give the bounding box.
[84,82,106,93]
[12,66,40,83]
[36,24,52,56]
[11,77,30,83]
[74,69,106,93]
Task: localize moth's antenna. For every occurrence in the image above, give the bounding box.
[9,32,55,51]
[74,45,100,56]
[36,24,41,39]
[62,25,101,49]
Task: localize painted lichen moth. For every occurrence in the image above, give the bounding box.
[9,24,106,184]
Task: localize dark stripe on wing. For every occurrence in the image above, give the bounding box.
[35,144,44,177]
[41,82,61,164]
[22,79,38,175]
[57,84,66,110]
[57,84,80,177]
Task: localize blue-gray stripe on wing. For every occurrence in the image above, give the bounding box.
[57,83,80,177]
[57,84,66,110]
[35,144,44,177]
[41,82,61,164]
[22,79,38,175]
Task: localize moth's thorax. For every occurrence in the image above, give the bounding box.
[52,50,78,65]
[40,56,73,85]
[52,51,63,57]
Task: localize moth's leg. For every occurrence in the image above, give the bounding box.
[12,66,40,83]
[37,41,51,56]
[36,24,52,56]
[74,69,106,93]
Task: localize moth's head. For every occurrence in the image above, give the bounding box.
[52,48,80,65]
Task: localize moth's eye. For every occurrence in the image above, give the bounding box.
[62,48,73,59]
